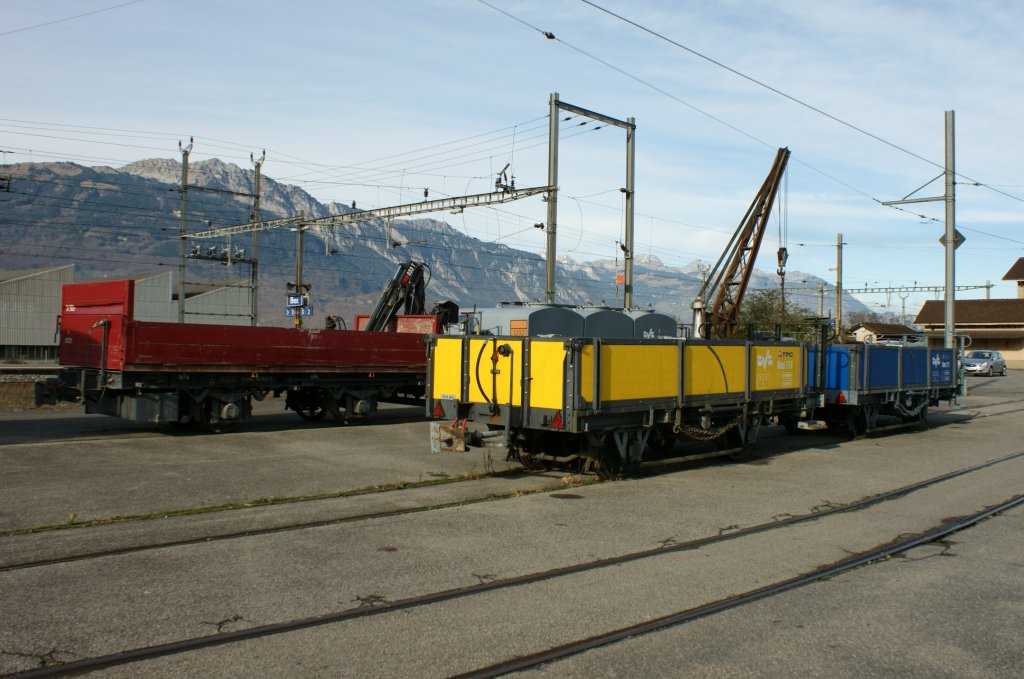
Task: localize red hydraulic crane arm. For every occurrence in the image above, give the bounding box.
[693,147,791,339]
[363,261,427,332]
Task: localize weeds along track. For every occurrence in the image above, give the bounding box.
[3,390,1021,574]
[7,449,1023,679]
[0,469,582,573]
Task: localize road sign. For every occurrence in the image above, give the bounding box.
[938,229,966,250]
[285,306,312,317]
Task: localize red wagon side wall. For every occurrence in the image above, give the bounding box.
[59,280,435,374]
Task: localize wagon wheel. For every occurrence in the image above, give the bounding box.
[914,405,929,430]
[647,427,676,456]
[780,415,801,435]
[900,399,925,425]
[191,397,237,434]
[593,443,623,480]
[296,404,327,421]
[845,408,868,440]
[516,449,547,471]
[728,444,757,461]
[727,418,767,461]
[715,426,748,460]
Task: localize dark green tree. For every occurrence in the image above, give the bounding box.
[736,289,817,340]
[844,309,902,327]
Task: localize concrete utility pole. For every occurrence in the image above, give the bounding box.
[177,138,193,323]
[882,111,959,349]
[835,232,843,334]
[545,93,559,305]
[293,214,305,329]
[899,291,910,325]
[943,111,956,349]
[623,117,636,309]
[250,150,265,326]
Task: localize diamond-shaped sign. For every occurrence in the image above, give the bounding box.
[938,229,966,250]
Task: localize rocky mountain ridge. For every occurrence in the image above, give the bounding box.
[0,158,868,326]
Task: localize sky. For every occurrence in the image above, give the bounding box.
[3,0,1023,318]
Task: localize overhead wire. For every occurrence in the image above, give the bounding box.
[577,0,1024,207]
[0,117,553,200]
[273,117,549,183]
[0,114,601,233]
[0,204,864,297]
[8,41,1011,288]
[8,119,999,276]
[6,161,957,282]
[0,0,146,38]
[0,192,721,292]
[470,0,1021,279]
[1,239,641,303]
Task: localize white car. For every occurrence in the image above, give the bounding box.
[962,350,1007,376]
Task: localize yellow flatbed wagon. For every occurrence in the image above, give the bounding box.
[427,335,815,476]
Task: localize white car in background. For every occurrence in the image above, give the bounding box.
[962,350,1007,376]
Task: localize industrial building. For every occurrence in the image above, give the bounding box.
[130,271,253,325]
[916,299,1024,369]
[914,258,1024,369]
[0,266,252,363]
[0,265,75,361]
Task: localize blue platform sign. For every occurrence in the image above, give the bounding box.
[285,306,312,317]
[286,294,304,307]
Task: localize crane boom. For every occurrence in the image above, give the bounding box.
[692,147,791,339]
[362,261,428,332]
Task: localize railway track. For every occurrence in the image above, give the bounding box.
[456,495,1024,679]
[6,448,1022,679]
[1,398,1016,575]
[0,470,578,573]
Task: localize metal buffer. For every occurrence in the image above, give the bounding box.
[692,147,791,339]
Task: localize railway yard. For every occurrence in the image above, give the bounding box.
[0,371,1021,677]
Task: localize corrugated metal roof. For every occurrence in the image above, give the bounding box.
[179,279,249,298]
[853,322,920,335]
[0,264,75,284]
[78,272,168,283]
[1003,257,1024,281]
[922,329,1024,339]
[915,298,1024,325]
[956,329,1024,339]
[0,267,74,346]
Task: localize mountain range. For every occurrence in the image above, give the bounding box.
[0,158,869,327]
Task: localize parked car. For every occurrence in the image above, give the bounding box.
[962,350,1007,376]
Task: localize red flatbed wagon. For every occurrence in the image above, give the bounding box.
[43,278,441,430]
